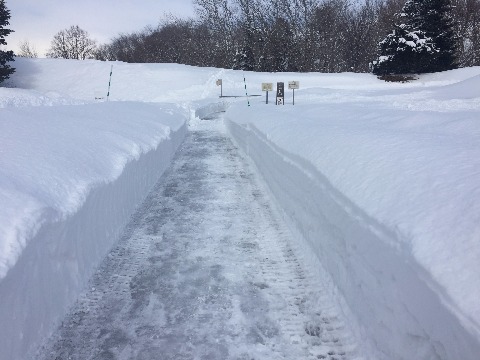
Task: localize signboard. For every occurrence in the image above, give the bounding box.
[262,83,273,92]
[288,81,299,90]
[94,90,104,100]
[289,81,299,105]
[262,83,273,104]
[216,79,222,86]
[276,82,284,105]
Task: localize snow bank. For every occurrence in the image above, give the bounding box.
[225,70,480,360]
[2,57,480,359]
[5,57,223,103]
[0,101,186,360]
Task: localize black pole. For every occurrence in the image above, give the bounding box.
[266,91,268,104]
[107,65,113,102]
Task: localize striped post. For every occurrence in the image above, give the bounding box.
[107,65,113,102]
[243,74,250,107]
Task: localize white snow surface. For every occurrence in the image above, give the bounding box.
[1,57,480,360]
[229,97,480,323]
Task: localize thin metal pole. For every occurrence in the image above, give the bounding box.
[243,74,250,107]
[107,65,113,102]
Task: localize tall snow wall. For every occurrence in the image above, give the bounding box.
[0,116,186,360]
[226,119,480,360]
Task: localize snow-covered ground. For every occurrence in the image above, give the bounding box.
[35,117,363,360]
[1,57,480,359]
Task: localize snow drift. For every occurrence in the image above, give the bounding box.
[1,57,480,359]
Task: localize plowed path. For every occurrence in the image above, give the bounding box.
[37,116,363,360]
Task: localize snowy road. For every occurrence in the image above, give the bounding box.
[36,115,362,360]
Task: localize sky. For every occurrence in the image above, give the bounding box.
[4,0,196,56]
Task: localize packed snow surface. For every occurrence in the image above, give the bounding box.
[1,57,480,359]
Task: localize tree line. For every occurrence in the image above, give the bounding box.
[2,0,480,84]
[93,0,480,73]
[96,0,406,72]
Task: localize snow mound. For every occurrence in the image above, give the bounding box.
[1,58,480,360]
[434,74,480,99]
[0,102,185,280]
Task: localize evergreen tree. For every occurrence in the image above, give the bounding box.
[372,22,437,75]
[372,0,457,75]
[0,0,15,84]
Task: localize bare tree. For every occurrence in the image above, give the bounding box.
[94,43,116,61]
[452,0,480,66]
[46,25,97,60]
[309,0,350,72]
[344,0,382,72]
[17,40,38,58]
[93,0,476,73]
[193,0,236,67]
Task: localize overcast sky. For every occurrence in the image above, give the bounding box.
[5,0,196,56]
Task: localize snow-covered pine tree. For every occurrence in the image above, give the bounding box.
[372,23,437,75]
[372,0,456,75]
[0,0,15,84]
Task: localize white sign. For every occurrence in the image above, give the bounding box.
[94,90,105,100]
[262,83,273,91]
[216,79,222,86]
[288,81,299,90]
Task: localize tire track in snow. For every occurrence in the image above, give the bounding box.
[35,114,363,360]
[239,156,359,360]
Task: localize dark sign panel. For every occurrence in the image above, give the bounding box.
[277,82,284,96]
[276,82,284,105]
